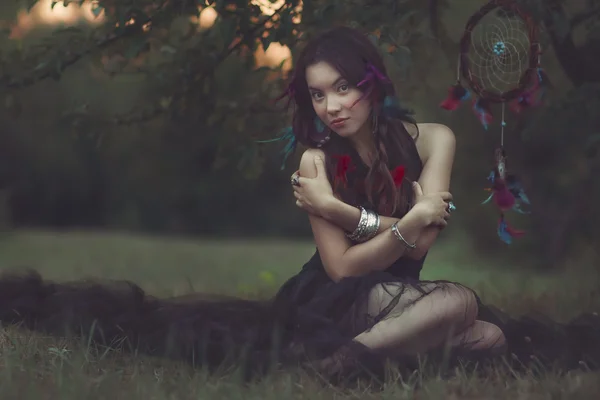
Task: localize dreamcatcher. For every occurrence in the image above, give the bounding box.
[440,0,551,244]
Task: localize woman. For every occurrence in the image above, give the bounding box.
[272,27,506,367]
[0,27,598,385]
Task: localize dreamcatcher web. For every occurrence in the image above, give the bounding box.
[466,10,532,96]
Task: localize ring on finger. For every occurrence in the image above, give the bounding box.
[291,174,300,187]
[447,201,456,213]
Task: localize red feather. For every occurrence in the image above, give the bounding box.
[508,98,525,114]
[391,165,405,187]
[499,218,526,237]
[332,154,355,189]
[506,225,526,237]
[440,83,470,111]
[509,69,552,114]
[509,86,541,114]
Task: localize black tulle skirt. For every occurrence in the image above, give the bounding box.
[1,253,600,384]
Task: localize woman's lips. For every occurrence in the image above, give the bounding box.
[331,118,348,128]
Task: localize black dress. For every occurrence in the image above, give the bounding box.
[269,136,493,376]
[274,132,426,321]
[0,135,599,383]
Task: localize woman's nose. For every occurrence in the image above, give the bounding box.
[326,99,342,114]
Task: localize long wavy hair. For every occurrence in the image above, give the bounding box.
[283,27,420,217]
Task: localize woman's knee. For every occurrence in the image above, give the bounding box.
[439,285,479,330]
[482,321,506,350]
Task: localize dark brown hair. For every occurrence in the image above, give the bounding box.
[285,27,420,217]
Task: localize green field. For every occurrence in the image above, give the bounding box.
[0,230,599,399]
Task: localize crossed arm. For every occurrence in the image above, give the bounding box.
[296,123,456,281]
[319,123,456,260]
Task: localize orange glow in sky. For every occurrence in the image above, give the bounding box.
[189,6,218,29]
[252,0,286,16]
[9,0,105,39]
[255,42,292,72]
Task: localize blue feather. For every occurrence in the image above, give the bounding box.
[481,192,493,205]
[256,126,298,170]
[497,219,512,244]
[516,191,530,204]
[381,96,409,119]
[383,96,399,108]
[314,117,325,133]
[474,101,489,130]
[506,175,530,204]
[512,203,530,214]
[472,98,494,130]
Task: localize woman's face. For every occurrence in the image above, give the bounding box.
[305,61,372,139]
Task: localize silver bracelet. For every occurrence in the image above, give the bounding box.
[346,207,368,241]
[362,211,380,242]
[346,207,380,243]
[391,221,416,249]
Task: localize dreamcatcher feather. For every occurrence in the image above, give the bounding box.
[440,0,551,244]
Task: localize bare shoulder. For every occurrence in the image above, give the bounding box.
[414,123,456,163]
[416,123,455,142]
[299,148,326,179]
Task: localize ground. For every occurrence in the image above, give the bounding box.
[0,229,599,399]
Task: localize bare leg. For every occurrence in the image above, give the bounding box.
[308,283,504,383]
[449,320,506,352]
[353,282,480,355]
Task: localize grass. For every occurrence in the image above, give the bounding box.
[0,229,599,399]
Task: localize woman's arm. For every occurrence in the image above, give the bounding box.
[407,123,456,260]
[298,149,430,282]
[320,198,397,233]
[319,123,456,260]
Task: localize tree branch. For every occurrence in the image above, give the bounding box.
[2,0,289,126]
[111,2,291,125]
[427,0,458,72]
[570,5,600,28]
[543,4,585,86]
[1,6,160,89]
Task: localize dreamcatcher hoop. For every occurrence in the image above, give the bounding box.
[459,0,541,103]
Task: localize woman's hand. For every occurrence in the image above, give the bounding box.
[410,181,452,227]
[291,156,335,217]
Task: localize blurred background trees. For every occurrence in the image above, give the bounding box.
[0,0,598,267]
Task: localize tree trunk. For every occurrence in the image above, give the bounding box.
[542,0,590,86]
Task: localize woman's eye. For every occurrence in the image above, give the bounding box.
[312,92,323,100]
[339,84,349,92]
